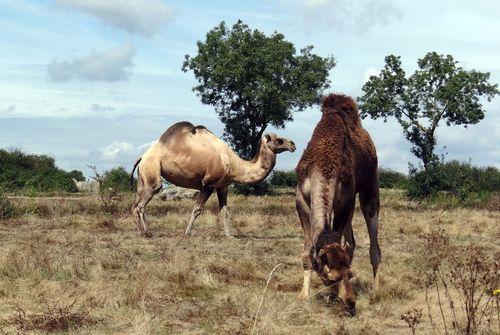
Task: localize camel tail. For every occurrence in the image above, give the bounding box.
[130,156,142,190]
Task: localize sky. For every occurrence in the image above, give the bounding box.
[0,0,499,176]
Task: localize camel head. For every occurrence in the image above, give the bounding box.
[263,133,296,154]
[316,242,356,315]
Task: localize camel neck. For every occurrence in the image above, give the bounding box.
[232,141,276,185]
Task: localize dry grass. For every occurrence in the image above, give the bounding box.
[0,189,498,334]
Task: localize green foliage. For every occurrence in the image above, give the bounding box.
[68,169,85,182]
[269,170,297,188]
[358,52,499,170]
[183,20,336,159]
[0,149,77,193]
[406,160,500,206]
[0,192,16,219]
[378,168,408,189]
[231,181,274,196]
[88,165,122,215]
[101,167,134,193]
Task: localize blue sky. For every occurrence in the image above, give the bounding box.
[1,0,499,176]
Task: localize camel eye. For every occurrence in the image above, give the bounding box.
[277,139,284,144]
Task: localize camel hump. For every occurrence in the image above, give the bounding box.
[322,94,357,113]
[192,125,211,135]
[321,93,360,126]
[159,121,195,143]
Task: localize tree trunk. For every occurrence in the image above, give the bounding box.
[422,129,437,171]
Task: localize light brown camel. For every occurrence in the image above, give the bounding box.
[295,94,381,315]
[130,121,296,238]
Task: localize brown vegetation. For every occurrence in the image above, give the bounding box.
[0,190,498,334]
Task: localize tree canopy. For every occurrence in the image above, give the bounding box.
[182,20,336,158]
[358,52,499,169]
[0,149,77,193]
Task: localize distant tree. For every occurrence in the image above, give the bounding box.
[358,52,499,170]
[0,149,77,193]
[101,167,135,192]
[182,20,336,159]
[269,170,297,188]
[68,169,85,182]
[406,160,500,202]
[378,168,407,189]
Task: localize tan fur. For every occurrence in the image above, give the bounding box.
[131,121,295,237]
[295,94,382,315]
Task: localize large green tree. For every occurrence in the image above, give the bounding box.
[358,52,499,170]
[182,20,336,159]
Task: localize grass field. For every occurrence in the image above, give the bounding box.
[0,190,498,334]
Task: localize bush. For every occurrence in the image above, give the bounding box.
[406,160,500,205]
[231,180,274,196]
[269,170,297,188]
[378,168,408,189]
[101,167,134,193]
[0,149,77,193]
[24,169,78,193]
[88,165,121,214]
[68,169,85,182]
[0,192,16,219]
[419,231,498,334]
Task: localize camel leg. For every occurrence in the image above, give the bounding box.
[132,174,145,234]
[300,269,313,300]
[359,184,381,282]
[216,187,232,237]
[296,189,313,299]
[342,203,356,261]
[133,183,161,238]
[185,187,214,236]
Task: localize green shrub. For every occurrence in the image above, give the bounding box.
[378,168,408,189]
[269,170,297,188]
[231,180,274,196]
[406,160,500,206]
[68,169,85,182]
[0,192,16,219]
[101,167,134,193]
[24,169,77,193]
[0,149,77,193]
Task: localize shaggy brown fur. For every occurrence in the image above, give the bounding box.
[296,94,376,183]
[295,93,381,314]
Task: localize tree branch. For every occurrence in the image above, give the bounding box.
[397,106,427,133]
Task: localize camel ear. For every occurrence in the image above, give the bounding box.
[265,134,271,142]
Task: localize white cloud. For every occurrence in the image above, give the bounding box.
[99,141,134,160]
[302,0,330,9]
[91,103,114,112]
[137,140,157,151]
[98,140,157,163]
[47,44,135,82]
[0,104,15,115]
[55,0,173,37]
[362,67,379,84]
[295,0,402,32]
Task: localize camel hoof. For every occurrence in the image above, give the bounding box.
[299,293,309,300]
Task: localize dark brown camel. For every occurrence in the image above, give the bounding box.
[295,93,381,315]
